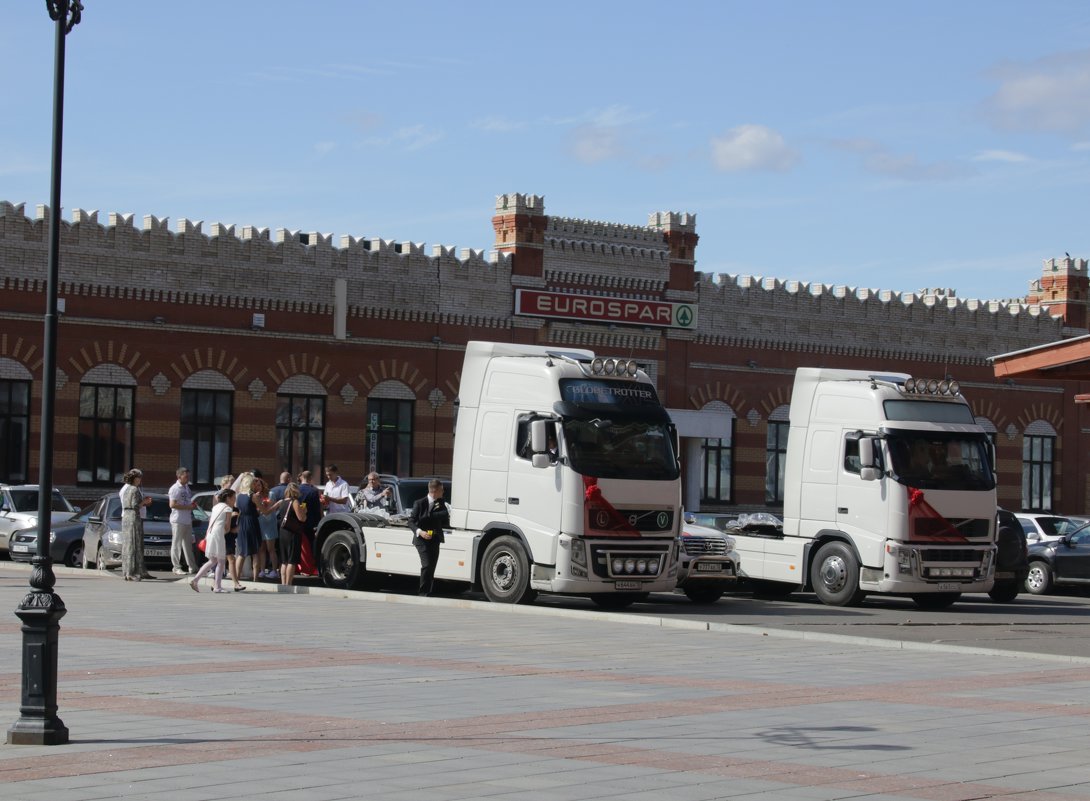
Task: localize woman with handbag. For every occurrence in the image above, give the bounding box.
[190,489,236,593]
[278,483,307,587]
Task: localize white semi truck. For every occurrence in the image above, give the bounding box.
[315,341,683,607]
[732,368,998,609]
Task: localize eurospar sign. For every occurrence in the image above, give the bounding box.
[514,289,698,330]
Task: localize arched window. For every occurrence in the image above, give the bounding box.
[276,375,326,477]
[1022,420,1057,512]
[366,380,415,475]
[765,405,790,505]
[180,370,234,487]
[78,364,136,485]
[0,358,32,483]
[700,401,735,503]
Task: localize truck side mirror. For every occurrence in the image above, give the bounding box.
[859,437,880,481]
[530,419,547,453]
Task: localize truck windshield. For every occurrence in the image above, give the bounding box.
[561,418,679,481]
[885,430,995,491]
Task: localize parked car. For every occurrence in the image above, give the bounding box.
[989,509,1029,602]
[1014,513,1082,545]
[0,484,77,556]
[1025,521,1090,595]
[9,501,99,568]
[81,492,209,570]
[677,516,738,603]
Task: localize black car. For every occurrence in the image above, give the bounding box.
[81,492,209,570]
[990,509,1029,602]
[1025,521,1090,595]
[9,501,99,568]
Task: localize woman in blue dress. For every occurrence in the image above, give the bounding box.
[233,473,260,587]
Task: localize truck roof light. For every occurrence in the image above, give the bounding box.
[926,379,939,394]
[948,380,960,395]
[626,361,639,377]
[591,357,604,375]
[604,358,617,375]
[903,377,916,393]
[938,379,950,393]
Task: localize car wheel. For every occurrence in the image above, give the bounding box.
[480,535,536,604]
[1025,561,1053,595]
[64,541,84,569]
[95,544,111,571]
[988,581,1020,603]
[683,585,724,604]
[912,592,960,610]
[810,541,866,607]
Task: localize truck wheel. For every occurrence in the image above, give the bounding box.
[987,582,1019,603]
[1025,561,1053,595]
[810,541,866,607]
[590,593,642,609]
[683,585,724,604]
[912,592,960,610]
[481,535,536,604]
[320,530,368,590]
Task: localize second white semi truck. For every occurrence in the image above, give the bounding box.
[731,368,997,609]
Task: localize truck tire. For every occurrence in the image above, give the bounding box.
[987,581,1020,603]
[480,535,536,604]
[320,530,368,591]
[810,541,866,607]
[912,592,960,610]
[683,585,724,604]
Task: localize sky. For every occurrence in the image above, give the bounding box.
[3,1,1090,302]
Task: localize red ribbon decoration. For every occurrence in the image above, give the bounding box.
[583,476,640,537]
[906,485,968,542]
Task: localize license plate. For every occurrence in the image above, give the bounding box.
[145,548,169,557]
[696,562,722,572]
[11,544,31,553]
[615,580,640,591]
[936,582,959,591]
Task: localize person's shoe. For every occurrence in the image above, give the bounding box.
[189,578,199,593]
[172,568,186,575]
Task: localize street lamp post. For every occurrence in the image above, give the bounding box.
[7,0,83,747]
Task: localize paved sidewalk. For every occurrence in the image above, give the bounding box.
[1,564,1089,801]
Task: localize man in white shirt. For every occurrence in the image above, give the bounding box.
[168,466,198,575]
[322,464,351,514]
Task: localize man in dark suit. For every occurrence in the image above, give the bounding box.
[408,479,450,596]
[297,470,323,575]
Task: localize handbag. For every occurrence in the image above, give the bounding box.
[281,501,306,536]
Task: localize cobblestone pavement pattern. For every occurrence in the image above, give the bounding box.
[2,564,1089,801]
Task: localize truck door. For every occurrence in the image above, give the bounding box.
[507,415,562,551]
[836,433,886,552]
[465,407,511,519]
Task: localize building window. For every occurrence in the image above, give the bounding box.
[766,419,790,505]
[0,379,30,483]
[366,398,413,475]
[276,394,324,477]
[180,389,232,487]
[1022,434,1055,512]
[701,438,732,503]
[77,384,134,484]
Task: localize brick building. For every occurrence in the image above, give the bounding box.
[0,195,1086,514]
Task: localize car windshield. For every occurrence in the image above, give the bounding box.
[885,430,995,491]
[8,489,75,514]
[1035,516,1076,536]
[561,418,679,481]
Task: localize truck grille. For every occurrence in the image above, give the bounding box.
[913,518,990,540]
[589,542,671,579]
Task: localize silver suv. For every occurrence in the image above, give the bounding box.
[0,484,77,556]
[677,517,739,604]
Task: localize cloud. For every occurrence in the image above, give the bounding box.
[710,125,799,172]
[1072,141,1090,151]
[831,138,974,181]
[360,124,444,152]
[471,115,526,133]
[562,105,657,166]
[981,49,1090,136]
[972,149,1031,163]
[569,125,623,164]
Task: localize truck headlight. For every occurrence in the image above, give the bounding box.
[569,539,587,577]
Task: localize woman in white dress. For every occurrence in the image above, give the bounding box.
[189,489,236,593]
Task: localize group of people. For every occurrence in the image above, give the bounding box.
[118,463,449,597]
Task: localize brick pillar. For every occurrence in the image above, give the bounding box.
[492,193,546,278]
[1027,257,1090,329]
[649,211,698,292]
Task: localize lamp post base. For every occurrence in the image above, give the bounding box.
[7,559,68,746]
